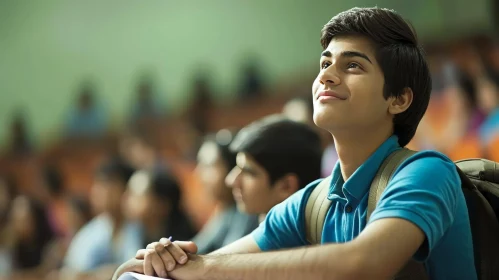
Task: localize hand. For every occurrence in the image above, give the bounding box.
[112,258,145,280]
[136,238,198,278]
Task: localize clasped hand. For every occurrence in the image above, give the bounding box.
[112,238,202,280]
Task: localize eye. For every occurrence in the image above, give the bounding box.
[347,62,361,69]
[321,61,331,69]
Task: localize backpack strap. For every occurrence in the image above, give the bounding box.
[305,176,333,244]
[367,148,417,221]
[367,148,429,280]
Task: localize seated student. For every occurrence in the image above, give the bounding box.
[224,115,323,222]
[7,196,55,279]
[113,7,476,280]
[191,130,259,254]
[62,158,142,280]
[125,169,197,247]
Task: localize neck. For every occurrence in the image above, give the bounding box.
[332,123,393,181]
[109,211,124,238]
[258,213,267,223]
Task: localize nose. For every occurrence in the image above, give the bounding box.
[318,65,341,86]
[225,167,242,189]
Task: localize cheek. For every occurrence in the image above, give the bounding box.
[312,77,320,95]
[346,76,386,114]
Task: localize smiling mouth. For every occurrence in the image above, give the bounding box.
[316,90,346,100]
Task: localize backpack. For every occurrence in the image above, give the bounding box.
[305,148,499,279]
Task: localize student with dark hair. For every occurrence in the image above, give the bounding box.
[7,196,55,279]
[191,130,259,254]
[225,115,322,219]
[39,165,71,238]
[62,158,142,280]
[125,169,197,248]
[114,8,475,280]
[119,127,168,172]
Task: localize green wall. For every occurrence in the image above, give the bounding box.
[0,0,493,147]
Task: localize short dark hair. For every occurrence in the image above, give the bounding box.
[321,7,431,147]
[230,115,322,187]
[95,157,135,188]
[41,165,64,196]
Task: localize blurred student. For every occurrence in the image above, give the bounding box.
[125,169,197,248]
[7,196,55,279]
[191,130,259,254]
[119,128,168,172]
[62,158,140,280]
[65,82,107,139]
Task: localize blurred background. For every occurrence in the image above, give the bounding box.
[0,0,498,279]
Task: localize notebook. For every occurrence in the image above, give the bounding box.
[118,272,172,280]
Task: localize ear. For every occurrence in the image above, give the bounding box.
[388,87,413,115]
[273,174,300,202]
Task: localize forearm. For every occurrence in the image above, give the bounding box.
[201,243,360,280]
[209,235,261,256]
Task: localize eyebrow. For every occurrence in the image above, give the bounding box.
[321,50,372,64]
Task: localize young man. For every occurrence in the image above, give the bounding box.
[193,118,322,254]
[225,115,322,221]
[114,7,476,280]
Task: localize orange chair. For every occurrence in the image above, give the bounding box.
[446,134,483,161]
[485,134,499,162]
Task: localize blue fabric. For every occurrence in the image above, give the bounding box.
[63,214,143,272]
[252,135,476,279]
[479,108,499,145]
[66,105,107,138]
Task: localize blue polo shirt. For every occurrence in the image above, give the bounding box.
[252,135,476,279]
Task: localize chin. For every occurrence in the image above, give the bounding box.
[313,109,338,131]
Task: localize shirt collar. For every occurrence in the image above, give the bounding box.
[328,135,400,204]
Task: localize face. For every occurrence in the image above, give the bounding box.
[119,137,152,169]
[10,196,35,239]
[195,142,231,202]
[90,176,125,215]
[225,153,281,214]
[312,35,390,134]
[124,171,166,222]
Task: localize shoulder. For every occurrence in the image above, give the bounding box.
[394,150,460,186]
[286,178,325,210]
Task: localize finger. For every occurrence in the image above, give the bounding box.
[165,241,188,264]
[175,241,198,254]
[154,241,176,271]
[143,249,168,278]
[136,249,147,259]
[147,242,160,250]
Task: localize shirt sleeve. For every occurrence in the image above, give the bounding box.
[251,179,321,251]
[368,151,461,261]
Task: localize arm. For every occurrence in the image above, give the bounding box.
[169,217,424,280]
[209,234,261,255]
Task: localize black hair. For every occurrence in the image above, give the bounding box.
[146,171,196,242]
[0,175,17,226]
[13,197,54,269]
[230,114,322,188]
[41,165,64,196]
[68,195,93,224]
[321,7,432,147]
[95,157,135,189]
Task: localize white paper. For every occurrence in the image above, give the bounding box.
[118,272,172,280]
